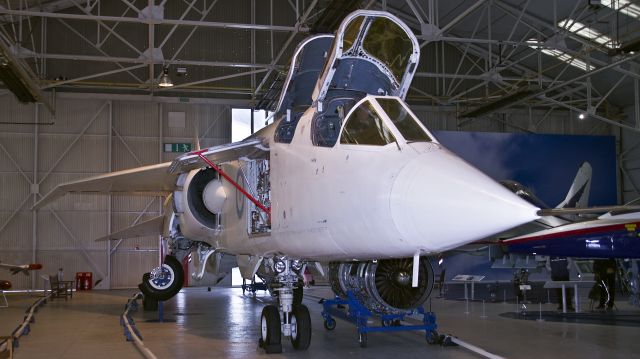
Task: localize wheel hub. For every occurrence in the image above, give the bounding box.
[150,265,173,288]
[261,315,268,340]
[290,315,298,340]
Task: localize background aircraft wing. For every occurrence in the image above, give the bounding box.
[33,162,176,210]
[538,206,640,217]
[95,215,165,242]
[168,137,269,173]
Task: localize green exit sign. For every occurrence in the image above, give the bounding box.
[164,143,192,153]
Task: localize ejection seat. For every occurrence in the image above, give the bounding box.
[312,96,359,147]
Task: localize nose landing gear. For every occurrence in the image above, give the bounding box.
[259,258,311,353]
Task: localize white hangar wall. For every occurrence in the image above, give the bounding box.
[0,93,231,290]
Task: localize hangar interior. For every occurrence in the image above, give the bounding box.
[0,0,640,358]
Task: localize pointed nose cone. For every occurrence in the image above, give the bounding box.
[390,149,539,252]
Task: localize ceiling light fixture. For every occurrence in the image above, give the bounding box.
[158,66,173,88]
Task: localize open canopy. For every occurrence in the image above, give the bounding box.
[312,10,420,107]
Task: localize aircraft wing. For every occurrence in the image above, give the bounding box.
[34,138,269,210]
[33,162,177,210]
[168,137,269,173]
[538,206,640,217]
[95,215,165,242]
[500,213,640,258]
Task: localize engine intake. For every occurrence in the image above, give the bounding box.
[328,257,434,314]
[173,168,227,240]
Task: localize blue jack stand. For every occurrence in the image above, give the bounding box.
[145,300,175,323]
[321,292,441,348]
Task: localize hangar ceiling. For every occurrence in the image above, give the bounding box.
[0,0,639,132]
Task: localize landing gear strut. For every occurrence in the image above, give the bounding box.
[259,258,311,353]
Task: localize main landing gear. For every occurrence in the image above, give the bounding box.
[259,258,311,353]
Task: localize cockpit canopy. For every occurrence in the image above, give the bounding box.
[274,35,334,144]
[312,10,420,108]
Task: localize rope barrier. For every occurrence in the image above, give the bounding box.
[121,292,158,359]
[0,292,51,354]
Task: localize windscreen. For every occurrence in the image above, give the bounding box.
[376,98,431,142]
[340,101,396,146]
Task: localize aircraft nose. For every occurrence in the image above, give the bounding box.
[390,149,540,251]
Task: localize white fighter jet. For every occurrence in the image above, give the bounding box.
[34,10,540,352]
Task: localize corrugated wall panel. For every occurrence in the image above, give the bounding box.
[36,211,108,251]
[111,251,159,289]
[38,99,109,135]
[0,212,33,250]
[0,173,31,210]
[38,136,110,175]
[112,102,160,138]
[0,96,37,130]
[0,133,35,172]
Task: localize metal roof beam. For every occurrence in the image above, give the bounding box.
[0,9,307,32]
[494,0,640,81]
[0,0,88,24]
[31,52,278,69]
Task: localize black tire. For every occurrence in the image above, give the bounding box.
[426,330,440,345]
[293,286,303,306]
[290,305,312,350]
[358,332,367,348]
[260,305,282,352]
[323,318,336,331]
[139,256,184,301]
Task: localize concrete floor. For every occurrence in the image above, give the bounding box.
[1,286,640,359]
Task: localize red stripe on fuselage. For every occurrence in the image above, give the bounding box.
[504,221,640,245]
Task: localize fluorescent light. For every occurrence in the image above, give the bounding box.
[601,0,640,20]
[526,39,594,71]
[558,20,617,49]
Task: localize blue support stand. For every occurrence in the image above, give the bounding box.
[145,300,175,323]
[158,300,164,323]
[321,292,441,347]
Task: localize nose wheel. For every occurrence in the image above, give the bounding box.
[260,305,282,353]
[259,258,312,353]
[290,304,312,350]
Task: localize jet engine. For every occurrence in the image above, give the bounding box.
[328,257,434,314]
[173,168,227,240]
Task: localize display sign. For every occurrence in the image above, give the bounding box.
[164,143,192,153]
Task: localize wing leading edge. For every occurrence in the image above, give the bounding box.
[34,138,269,210]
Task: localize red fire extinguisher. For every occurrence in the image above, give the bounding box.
[84,275,90,290]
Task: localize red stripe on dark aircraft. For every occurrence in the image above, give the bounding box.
[504,221,640,245]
